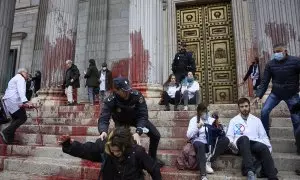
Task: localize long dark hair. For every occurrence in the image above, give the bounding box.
[163,74,179,88]
[105,127,134,156]
[196,103,208,123]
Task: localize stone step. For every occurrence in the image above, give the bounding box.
[25,116,293,128]
[1,155,299,179]
[17,124,294,139]
[0,170,89,180]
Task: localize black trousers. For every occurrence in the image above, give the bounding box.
[236,136,277,178]
[2,108,27,143]
[193,136,229,176]
[174,73,186,83]
[162,91,181,106]
[115,120,160,160]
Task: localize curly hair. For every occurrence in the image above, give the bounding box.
[105,127,134,156]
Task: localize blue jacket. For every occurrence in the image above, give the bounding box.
[256,55,300,99]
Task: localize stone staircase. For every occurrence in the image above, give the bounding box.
[0,103,299,179]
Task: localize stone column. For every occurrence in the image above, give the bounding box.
[129,0,164,100]
[37,0,79,105]
[0,0,16,91]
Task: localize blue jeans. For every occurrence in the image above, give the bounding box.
[88,87,95,104]
[261,93,300,150]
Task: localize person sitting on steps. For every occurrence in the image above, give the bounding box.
[162,74,181,111]
[181,71,200,111]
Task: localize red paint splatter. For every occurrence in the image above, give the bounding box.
[265,22,296,46]
[111,30,150,96]
[42,35,75,88]
[72,127,87,136]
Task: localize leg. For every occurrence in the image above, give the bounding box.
[66,86,73,103]
[174,90,181,111]
[250,141,277,179]
[261,93,281,137]
[88,87,94,104]
[193,141,207,176]
[194,90,200,105]
[1,108,27,144]
[209,136,230,162]
[284,94,300,137]
[145,121,160,160]
[73,88,77,103]
[183,90,189,106]
[236,136,255,175]
[162,91,170,108]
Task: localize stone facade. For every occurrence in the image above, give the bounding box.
[1,0,300,102]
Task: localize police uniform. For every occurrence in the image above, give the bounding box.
[172,50,196,83]
[98,77,161,161]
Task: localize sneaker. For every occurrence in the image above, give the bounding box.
[164,105,170,111]
[200,175,208,180]
[247,171,256,180]
[206,161,214,174]
[183,106,188,111]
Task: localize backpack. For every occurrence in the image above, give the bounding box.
[0,98,11,124]
[176,141,198,170]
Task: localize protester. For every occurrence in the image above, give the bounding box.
[240,57,261,91]
[0,68,33,144]
[25,74,34,101]
[186,103,229,180]
[59,127,162,180]
[227,98,278,180]
[32,70,41,96]
[162,74,181,111]
[181,71,200,111]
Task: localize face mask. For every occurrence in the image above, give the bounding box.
[273,52,284,61]
[102,67,107,70]
[187,77,193,82]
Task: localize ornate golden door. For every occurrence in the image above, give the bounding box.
[176,3,237,104]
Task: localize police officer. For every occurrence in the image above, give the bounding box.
[98,77,165,167]
[172,42,196,83]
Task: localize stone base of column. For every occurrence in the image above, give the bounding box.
[132,83,163,105]
[32,88,67,106]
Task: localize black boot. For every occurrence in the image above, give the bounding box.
[164,105,170,111]
[174,105,179,111]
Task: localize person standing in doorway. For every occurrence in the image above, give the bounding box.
[240,57,261,92]
[84,59,100,105]
[99,62,112,101]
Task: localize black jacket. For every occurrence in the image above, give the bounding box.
[62,139,161,180]
[64,64,80,88]
[243,63,261,89]
[84,59,100,87]
[99,69,113,91]
[256,55,300,99]
[172,51,196,74]
[98,90,148,134]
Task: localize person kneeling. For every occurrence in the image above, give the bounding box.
[226,98,278,180]
[58,127,162,180]
[186,103,229,180]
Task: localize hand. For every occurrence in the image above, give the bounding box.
[252,97,261,105]
[70,79,74,83]
[84,71,86,75]
[239,81,245,86]
[197,121,204,128]
[57,135,73,145]
[99,132,107,141]
[132,133,141,145]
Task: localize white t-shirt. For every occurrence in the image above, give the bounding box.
[99,71,106,91]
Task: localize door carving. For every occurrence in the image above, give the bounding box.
[176,2,237,104]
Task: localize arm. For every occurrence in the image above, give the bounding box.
[189,81,200,93]
[17,77,28,103]
[257,119,272,152]
[226,120,235,143]
[135,94,148,131]
[84,68,92,78]
[98,102,113,134]
[62,139,105,162]
[136,147,162,180]
[256,63,272,98]
[243,65,253,81]
[72,67,80,81]
[187,53,196,73]
[186,118,199,139]
[172,55,178,73]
